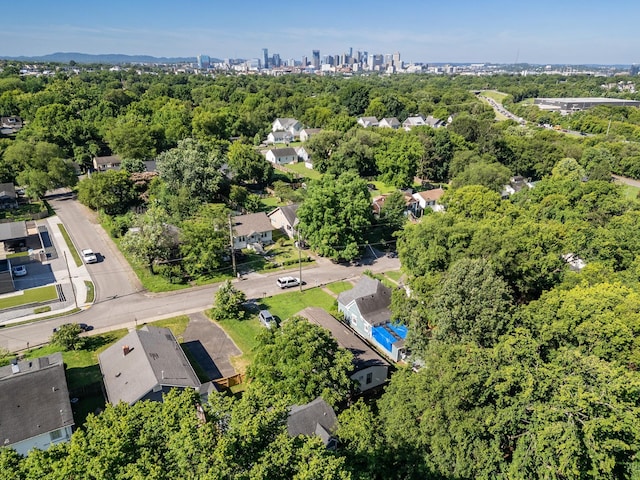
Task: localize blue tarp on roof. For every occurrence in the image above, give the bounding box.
[372,322,407,353]
[387,323,408,339]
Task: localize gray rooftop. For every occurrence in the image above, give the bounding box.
[99,326,201,405]
[338,276,392,327]
[268,147,298,157]
[0,353,74,446]
[268,203,299,228]
[0,221,28,242]
[0,183,16,199]
[287,397,338,447]
[297,307,389,371]
[233,212,274,237]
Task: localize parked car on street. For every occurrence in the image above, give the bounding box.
[81,248,97,264]
[276,276,301,289]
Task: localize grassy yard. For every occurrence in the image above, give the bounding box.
[622,184,640,200]
[325,280,354,295]
[209,315,263,372]
[0,285,58,309]
[259,286,338,322]
[384,270,403,283]
[25,329,129,390]
[58,223,82,267]
[286,162,322,181]
[84,281,94,303]
[481,90,509,102]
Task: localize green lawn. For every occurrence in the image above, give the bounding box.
[287,162,322,180]
[260,287,337,323]
[145,315,190,341]
[481,90,509,102]
[384,270,403,282]
[622,184,640,200]
[84,281,94,303]
[58,223,83,267]
[325,280,354,295]
[25,329,129,389]
[0,285,58,309]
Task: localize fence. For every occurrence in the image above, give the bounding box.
[213,373,245,389]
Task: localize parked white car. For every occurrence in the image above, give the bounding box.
[12,265,27,277]
[276,276,300,289]
[81,249,97,264]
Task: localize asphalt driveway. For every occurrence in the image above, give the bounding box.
[182,312,240,380]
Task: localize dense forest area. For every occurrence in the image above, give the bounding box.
[2,63,640,478]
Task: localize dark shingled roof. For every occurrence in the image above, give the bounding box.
[337,277,392,326]
[287,397,338,447]
[0,353,74,446]
[297,307,389,371]
[269,147,298,157]
[99,326,201,405]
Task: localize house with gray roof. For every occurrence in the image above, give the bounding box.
[337,276,407,362]
[287,397,338,449]
[299,128,322,142]
[378,117,400,129]
[272,118,303,138]
[0,183,17,210]
[0,353,74,456]
[268,204,299,240]
[92,155,122,172]
[298,307,389,393]
[98,326,201,405]
[357,116,379,128]
[232,212,274,249]
[265,147,298,165]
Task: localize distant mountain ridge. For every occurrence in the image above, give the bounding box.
[0,52,209,64]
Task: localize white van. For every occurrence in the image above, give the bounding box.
[276,276,300,289]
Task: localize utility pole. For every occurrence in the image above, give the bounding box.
[228,215,237,277]
[297,228,303,292]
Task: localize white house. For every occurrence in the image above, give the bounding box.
[268,204,300,239]
[295,146,313,168]
[0,353,74,456]
[402,115,426,130]
[357,116,379,128]
[266,131,292,145]
[412,188,446,214]
[378,117,400,129]
[265,147,298,165]
[93,154,122,171]
[299,128,322,142]
[272,118,303,138]
[298,307,389,393]
[232,212,274,249]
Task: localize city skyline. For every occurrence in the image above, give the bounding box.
[1,0,640,65]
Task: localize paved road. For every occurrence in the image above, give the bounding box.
[612,174,640,188]
[0,196,400,352]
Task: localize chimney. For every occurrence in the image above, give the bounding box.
[122,345,130,356]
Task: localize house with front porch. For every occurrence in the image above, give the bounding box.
[231,212,274,249]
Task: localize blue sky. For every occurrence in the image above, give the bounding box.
[1,0,639,64]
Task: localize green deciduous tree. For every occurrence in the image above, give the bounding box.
[210,280,247,321]
[297,172,373,261]
[50,323,84,351]
[451,161,512,193]
[156,138,224,203]
[77,169,136,215]
[227,141,272,184]
[180,204,229,278]
[247,316,354,406]
[375,131,424,188]
[120,205,178,273]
